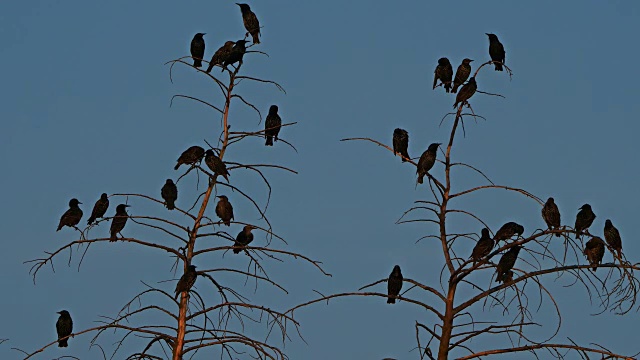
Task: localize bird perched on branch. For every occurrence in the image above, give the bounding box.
[223,40,248,70]
[604,219,622,258]
[87,193,109,226]
[206,41,235,73]
[174,265,197,299]
[417,143,441,184]
[471,228,494,264]
[110,204,130,242]
[387,265,403,304]
[486,33,505,71]
[574,204,595,239]
[57,198,83,231]
[233,225,255,253]
[174,146,205,170]
[453,77,477,108]
[433,57,453,93]
[161,179,178,210]
[452,59,473,93]
[495,246,521,283]
[204,149,230,182]
[542,197,561,237]
[215,195,234,226]
[583,237,605,271]
[56,310,73,347]
[265,105,282,146]
[190,33,206,68]
[392,128,410,162]
[237,3,260,44]
[494,222,524,242]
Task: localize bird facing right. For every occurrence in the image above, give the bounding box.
[206,41,235,73]
[604,219,622,258]
[574,204,596,239]
[452,58,473,93]
[486,33,506,71]
[471,228,494,264]
[234,225,255,253]
[56,310,73,347]
[392,128,410,162]
[265,105,282,146]
[204,149,230,182]
[416,143,441,184]
[583,237,605,271]
[57,198,83,231]
[110,204,131,242]
[215,195,234,226]
[542,197,561,237]
[87,193,109,226]
[223,39,248,70]
[190,33,206,68]
[453,77,477,108]
[387,265,403,304]
[494,222,524,242]
[175,146,205,170]
[495,246,522,283]
[174,265,198,299]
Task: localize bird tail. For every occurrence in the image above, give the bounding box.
[387,297,396,304]
[494,63,503,71]
[224,220,230,226]
[194,59,202,68]
[452,101,459,109]
[451,85,458,93]
[167,201,175,210]
[56,224,62,231]
[401,151,409,162]
[58,339,68,347]
[110,232,117,242]
[174,163,181,170]
[87,216,95,226]
[591,266,597,272]
[205,62,214,73]
[252,33,260,44]
[233,247,242,254]
[265,136,274,146]
[445,82,451,93]
[222,173,230,182]
[417,173,424,184]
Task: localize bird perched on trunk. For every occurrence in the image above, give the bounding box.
[56,310,73,347]
[471,228,494,264]
[206,41,235,73]
[574,204,596,239]
[583,237,605,271]
[486,33,505,71]
[110,204,131,242]
[392,128,410,162]
[57,198,83,231]
[161,179,178,210]
[417,143,441,184]
[453,77,477,108]
[233,225,255,253]
[204,149,230,182]
[174,265,197,300]
[604,219,622,258]
[433,57,453,93]
[452,59,473,93]
[542,197,561,237]
[215,195,234,226]
[237,3,260,44]
[494,222,524,242]
[223,40,248,70]
[87,193,109,226]
[387,265,403,304]
[495,246,522,283]
[190,33,206,68]
[174,146,205,170]
[265,105,282,146]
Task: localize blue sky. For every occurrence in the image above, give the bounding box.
[1,1,639,359]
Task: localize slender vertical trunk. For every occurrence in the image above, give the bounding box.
[437,285,456,360]
[172,294,189,360]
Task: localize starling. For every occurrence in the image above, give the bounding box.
[452,59,473,93]
[583,236,605,271]
[392,128,410,162]
[265,105,282,146]
[233,225,255,253]
[206,41,235,73]
[416,143,441,184]
[161,179,178,210]
[87,193,109,226]
[433,57,453,93]
[57,198,83,231]
[387,265,403,304]
[604,219,622,258]
[223,40,248,70]
[574,204,596,239]
[204,149,230,182]
[215,195,234,226]
[237,3,261,44]
[541,197,561,237]
[471,228,494,264]
[174,265,198,300]
[174,146,205,170]
[486,33,506,71]
[453,77,477,108]
[56,310,73,348]
[494,222,524,242]
[190,33,206,68]
[110,204,130,242]
[495,245,522,283]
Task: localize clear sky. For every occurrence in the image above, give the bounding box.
[1,1,639,359]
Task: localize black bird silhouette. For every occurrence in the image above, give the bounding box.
[265,105,282,146]
[453,77,477,108]
[204,149,230,182]
[583,237,605,271]
[471,228,494,264]
[110,204,130,242]
[87,193,109,226]
[161,179,178,210]
[237,3,261,44]
[57,198,83,231]
[56,310,73,347]
[494,222,524,242]
[190,33,206,68]
[486,33,506,71]
[233,225,255,253]
[174,265,198,300]
[174,146,205,170]
[387,265,403,304]
[604,219,622,258]
[223,40,248,70]
[392,128,410,162]
[542,197,561,236]
[452,59,473,93]
[206,41,235,73]
[433,57,453,93]
[215,195,234,226]
[496,246,522,283]
[417,143,441,184]
[574,204,596,239]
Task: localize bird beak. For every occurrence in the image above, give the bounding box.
[124,205,132,208]
[485,33,490,36]
[469,60,474,62]
[78,202,83,204]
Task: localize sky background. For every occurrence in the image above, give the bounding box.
[1,1,639,359]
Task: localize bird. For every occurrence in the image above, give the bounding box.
[583,237,605,271]
[416,143,441,184]
[161,179,178,210]
[57,198,83,231]
[204,149,230,182]
[541,197,561,237]
[206,41,235,73]
[223,40,248,70]
[233,225,255,253]
[574,204,596,239]
[387,265,403,304]
[452,59,473,93]
[56,310,73,348]
[433,57,453,93]
[174,146,205,170]
[486,33,506,71]
[392,128,410,162]
[265,105,282,146]
[215,195,234,226]
[604,219,622,258]
[87,193,109,226]
[237,3,261,44]
[453,77,477,108]
[495,246,522,283]
[174,265,198,300]
[110,204,131,242]
[471,228,494,264]
[190,33,206,68]
[494,222,524,242]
